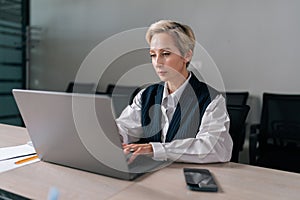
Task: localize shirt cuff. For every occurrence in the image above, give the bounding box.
[150,142,167,161]
[117,125,129,144]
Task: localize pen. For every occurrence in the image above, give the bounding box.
[15,154,39,165]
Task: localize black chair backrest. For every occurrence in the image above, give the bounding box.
[105,84,141,117]
[260,93,300,147]
[106,84,140,103]
[106,84,116,94]
[225,92,249,106]
[227,105,250,162]
[66,82,96,94]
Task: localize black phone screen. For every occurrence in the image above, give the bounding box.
[183,168,218,192]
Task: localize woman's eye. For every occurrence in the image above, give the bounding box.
[162,52,170,56]
[150,54,156,58]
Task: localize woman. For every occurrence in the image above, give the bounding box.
[116,20,233,163]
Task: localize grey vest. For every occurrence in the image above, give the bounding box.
[139,73,218,143]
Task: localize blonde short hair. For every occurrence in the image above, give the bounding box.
[145,20,196,56]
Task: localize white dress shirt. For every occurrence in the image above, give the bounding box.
[116,75,233,163]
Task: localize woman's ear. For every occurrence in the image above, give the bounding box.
[184,50,193,63]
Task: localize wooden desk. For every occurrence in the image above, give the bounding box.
[1,124,300,199]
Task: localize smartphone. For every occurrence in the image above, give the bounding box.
[183,168,218,192]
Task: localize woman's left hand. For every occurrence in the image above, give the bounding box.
[123,143,153,163]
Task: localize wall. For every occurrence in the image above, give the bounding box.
[30,0,300,124]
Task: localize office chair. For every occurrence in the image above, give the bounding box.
[66,82,96,94]
[106,84,141,117]
[224,91,249,151]
[225,92,249,106]
[227,105,250,163]
[249,93,300,173]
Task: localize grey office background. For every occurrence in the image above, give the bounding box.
[0,0,29,126]
[29,0,300,126]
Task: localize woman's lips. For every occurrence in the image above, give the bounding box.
[157,71,167,75]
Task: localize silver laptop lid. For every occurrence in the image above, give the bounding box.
[13,89,135,179]
[13,89,169,180]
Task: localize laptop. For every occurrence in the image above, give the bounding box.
[12,89,168,180]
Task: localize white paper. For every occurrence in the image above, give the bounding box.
[0,154,40,173]
[0,142,36,161]
[0,142,39,173]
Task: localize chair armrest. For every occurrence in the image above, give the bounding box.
[250,124,260,135]
[249,124,260,165]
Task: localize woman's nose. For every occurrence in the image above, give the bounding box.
[155,55,164,66]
